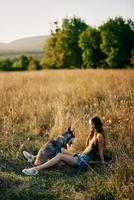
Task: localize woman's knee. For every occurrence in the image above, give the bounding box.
[61,148,65,153]
[61,147,66,154]
[56,153,64,160]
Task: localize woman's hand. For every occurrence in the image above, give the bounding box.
[73,153,79,157]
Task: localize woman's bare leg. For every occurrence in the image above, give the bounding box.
[36,153,77,171]
[61,148,75,156]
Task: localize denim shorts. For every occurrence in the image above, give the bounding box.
[76,153,92,169]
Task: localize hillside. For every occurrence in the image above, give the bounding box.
[0,35,48,53]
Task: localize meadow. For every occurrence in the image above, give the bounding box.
[0,69,134,200]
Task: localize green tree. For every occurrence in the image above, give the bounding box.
[41,31,64,68]
[61,17,88,67]
[41,17,87,68]
[12,56,29,70]
[130,50,134,66]
[128,19,134,67]
[99,17,134,68]
[0,58,13,71]
[27,57,41,70]
[79,26,104,68]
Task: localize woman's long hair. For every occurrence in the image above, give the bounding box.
[86,116,105,147]
[92,116,104,133]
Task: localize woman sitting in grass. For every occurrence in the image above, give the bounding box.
[22,116,105,176]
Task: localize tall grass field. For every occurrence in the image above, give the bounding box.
[0,69,134,200]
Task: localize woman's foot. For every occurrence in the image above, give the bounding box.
[22,167,39,176]
[22,151,35,163]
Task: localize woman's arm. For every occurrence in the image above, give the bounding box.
[97,134,105,163]
[85,135,90,147]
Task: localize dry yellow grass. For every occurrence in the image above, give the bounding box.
[0,69,134,200]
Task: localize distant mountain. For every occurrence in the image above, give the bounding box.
[0,42,6,48]
[0,35,48,53]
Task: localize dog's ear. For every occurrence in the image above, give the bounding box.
[68,127,71,132]
[67,127,75,138]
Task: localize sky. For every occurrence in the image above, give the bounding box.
[0,0,134,43]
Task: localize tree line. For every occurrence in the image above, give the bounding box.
[0,16,134,71]
[0,56,41,71]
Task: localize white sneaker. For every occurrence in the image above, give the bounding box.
[22,167,39,176]
[23,151,35,163]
